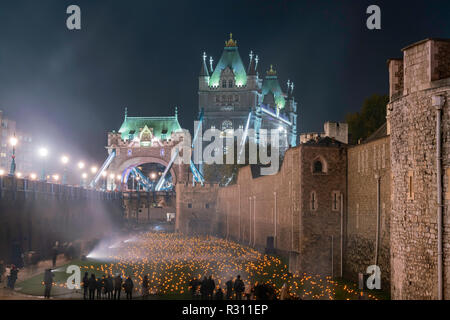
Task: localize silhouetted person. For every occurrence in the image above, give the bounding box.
[82,272,89,300]
[124,277,134,300]
[101,275,106,299]
[44,269,54,298]
[233,275,244,300]
[51,242,59,268]
[88,274,96,300]
[225,278,233,300]
[66,243,75,260]
[8,265,19,289]
[200,276,208,300]
[215,288,224,300]
[142,275,150,299]
[114,274,122,300]
[189,278,199,299]
[96,278,102,300]
[106,275,113,299]
[280,283,291,300]
[207,276,215,300]
[245,282,253,300]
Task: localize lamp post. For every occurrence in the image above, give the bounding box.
[39,147,48,181]
[78,162,85,186]
[81,172,88,188]
[109,173,115,191]
[150,172,157,191]
[61,155,69,185]
[102,171,107,191]
[9,135,18,176]
[116,174,122,191]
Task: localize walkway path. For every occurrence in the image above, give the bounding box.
[0,254,70,300]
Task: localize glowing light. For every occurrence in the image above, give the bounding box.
[9,137,18,147]
[116,174,121,181]
[150,172,157,180]
[30,173,37,180]
[0,169,4,176]
[102,171,107,177]
[109,173,115,179]
[91,166,98,174]
[61,155,69,164]
[16,172,22,178]
[82,173,88,179]
[39,147,48,157]
[53,175,59,181]
[78,162,85,169]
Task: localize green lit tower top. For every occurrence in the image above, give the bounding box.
[198,33,298,148]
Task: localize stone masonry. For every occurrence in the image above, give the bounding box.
[177,139,347,276]
[345,135,391,288]
[388,38,450,299]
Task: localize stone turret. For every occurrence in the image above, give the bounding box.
[389,38,450,300]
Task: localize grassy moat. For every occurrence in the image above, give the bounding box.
[16,232,388,300]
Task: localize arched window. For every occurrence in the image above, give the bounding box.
[312,156,327,174]
[313,160,323,173]
[222,80,227,88]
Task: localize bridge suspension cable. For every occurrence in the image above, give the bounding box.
[89,149,116,188]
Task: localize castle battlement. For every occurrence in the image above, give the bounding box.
[388,39,450,101]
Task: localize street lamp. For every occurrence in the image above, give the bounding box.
[16,172,22,178]
[38,147,49,181]
[116,174,122,191]
[81,172,88,188]
[53,174,60,183]
[0,169,5,176]
[30,173,37,180]
[109,173,115,190]
[101,171,107,190]
[91,166,98,174]
[9,135,18,176]
[78,162,85,169]
[150,172,157,191]
[61,155,69,185]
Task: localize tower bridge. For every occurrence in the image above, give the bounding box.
[91,108,193,193]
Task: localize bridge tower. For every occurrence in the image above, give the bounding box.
[98,108,189,191]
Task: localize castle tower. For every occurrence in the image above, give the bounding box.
[389,38,450,300]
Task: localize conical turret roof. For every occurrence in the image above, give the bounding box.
[209,34,247,87]
[261,65,286,109]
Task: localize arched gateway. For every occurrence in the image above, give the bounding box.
[91,108,189,191]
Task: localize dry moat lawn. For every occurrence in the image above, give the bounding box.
[16,232,388,300]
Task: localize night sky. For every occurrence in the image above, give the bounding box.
[0,0,449,165]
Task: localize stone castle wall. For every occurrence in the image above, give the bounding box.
[389,39,450,299]
[345,136,391,288]
[177,143,347,277]
[175,183,220,235]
